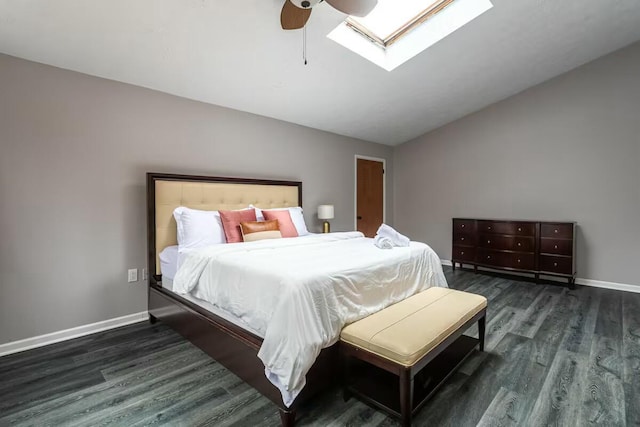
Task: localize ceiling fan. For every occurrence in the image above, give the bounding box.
[281,0,378,30]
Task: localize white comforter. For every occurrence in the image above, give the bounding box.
[173,232,447,406]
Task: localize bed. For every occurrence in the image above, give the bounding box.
[146,172,447,426]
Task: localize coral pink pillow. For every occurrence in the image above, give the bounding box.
[263,210,299,238]
[219,209,257,243]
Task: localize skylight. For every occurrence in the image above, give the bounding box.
[348,0,455,46]
[327,0,493,71]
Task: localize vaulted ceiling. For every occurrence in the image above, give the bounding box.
[1,0,640,145]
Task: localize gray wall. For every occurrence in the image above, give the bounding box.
[394,42,640,286]
[0,54,394,344]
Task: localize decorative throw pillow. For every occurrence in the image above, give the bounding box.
[219,209,258,243]
[263,210,299,238]
[240,220,283,242]
[252,206,310,236]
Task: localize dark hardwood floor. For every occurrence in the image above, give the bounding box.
[1,267,639,426]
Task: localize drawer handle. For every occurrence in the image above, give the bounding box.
[554,245,558,249]
[487,256,491,260]
[461,224,465,228]
[518,242,522,247]
[518,227,522,232]
[487,240,491,244]
[517,259,521,263]
[461,237,465,241]
[488,226,492,230]
[461,251,464,255]
[554,262,558,267]
[555,229,559,233]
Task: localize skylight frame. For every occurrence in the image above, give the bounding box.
[345,0,456,49]
[327,0,494,71]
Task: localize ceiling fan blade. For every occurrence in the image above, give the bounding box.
[325,0,378,17]
[281,0,312,30]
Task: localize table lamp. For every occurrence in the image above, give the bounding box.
[317,205,334,233]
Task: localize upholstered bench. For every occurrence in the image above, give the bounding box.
[340,287,487,427]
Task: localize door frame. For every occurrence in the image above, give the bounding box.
[354,155,386,231]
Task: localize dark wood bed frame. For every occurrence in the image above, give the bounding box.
[146,173,339,426]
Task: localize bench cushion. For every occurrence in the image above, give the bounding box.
[340,287,487,366]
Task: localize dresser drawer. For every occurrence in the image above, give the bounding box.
[478,221,535,236]
[478,249,535,270]
[453,219,475,234]
[452,246,475,262]
[477,249,509,267]
[541,223,573,239]
[540,238,572,256]
[510,252,535,270]
[479,234,535,252]
[539,255,573,275]
[453,232,476,246]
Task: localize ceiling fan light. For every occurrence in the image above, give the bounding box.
[325,0,378,16]
[291,0,321,9]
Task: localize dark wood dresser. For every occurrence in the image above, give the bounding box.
[452,218,576,288]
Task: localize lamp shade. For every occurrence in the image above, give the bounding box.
[317,205,334,220]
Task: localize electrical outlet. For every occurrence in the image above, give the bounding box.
[142,268,148,281]
[127,268,138,283]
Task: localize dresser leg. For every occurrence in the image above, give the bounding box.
[473,265,478,274]
[452,261,456,271]
[569,277,576,290]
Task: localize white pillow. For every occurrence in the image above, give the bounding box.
[253,206,265,221]
[173,207,226,252]
[250,205,310,236]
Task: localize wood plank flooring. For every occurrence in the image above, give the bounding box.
[1,267,638,426]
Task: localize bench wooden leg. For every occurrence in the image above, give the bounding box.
[342,352,352,402]
[399,368,414,427]
[478,315,486,352]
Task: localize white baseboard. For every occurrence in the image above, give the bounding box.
[0,311,149,357]
[442,259,639,294]
[574,278,640,293]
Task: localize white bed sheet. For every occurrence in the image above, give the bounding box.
[159,245,263,337]
[173,232,448,407]
[159,245,180,281]
[161,279,264,338]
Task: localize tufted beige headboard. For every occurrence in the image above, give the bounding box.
[147,173,302,279]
